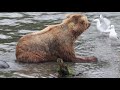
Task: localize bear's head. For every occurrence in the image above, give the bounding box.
[63,14,91,34]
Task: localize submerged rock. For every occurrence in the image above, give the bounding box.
[0,60,9,69]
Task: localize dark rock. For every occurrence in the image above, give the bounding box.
[57,58,70,77]
[0,60,9,69]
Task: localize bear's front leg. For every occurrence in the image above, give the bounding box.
[59,46,98,63]
[73,56,98,63]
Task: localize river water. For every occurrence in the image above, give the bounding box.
[0,12,120,78]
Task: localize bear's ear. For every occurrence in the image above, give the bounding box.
[71,15,82,24]
[65,14,82,18]
[72,14,82,19]
[65,14,71,18]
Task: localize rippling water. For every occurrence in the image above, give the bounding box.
[0,12,120,78]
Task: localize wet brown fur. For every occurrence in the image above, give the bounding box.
[16,13,97,63]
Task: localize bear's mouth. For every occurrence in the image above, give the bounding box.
[88,22,91,27]
[87,22,91,29]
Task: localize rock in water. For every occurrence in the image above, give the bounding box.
[0,60,9,69]
[57,58,70,77]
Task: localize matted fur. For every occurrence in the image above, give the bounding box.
[16,14,97,63]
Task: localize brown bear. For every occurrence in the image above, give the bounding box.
[16,13,97,63]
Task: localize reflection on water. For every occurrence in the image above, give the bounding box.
[0,12,120,78]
